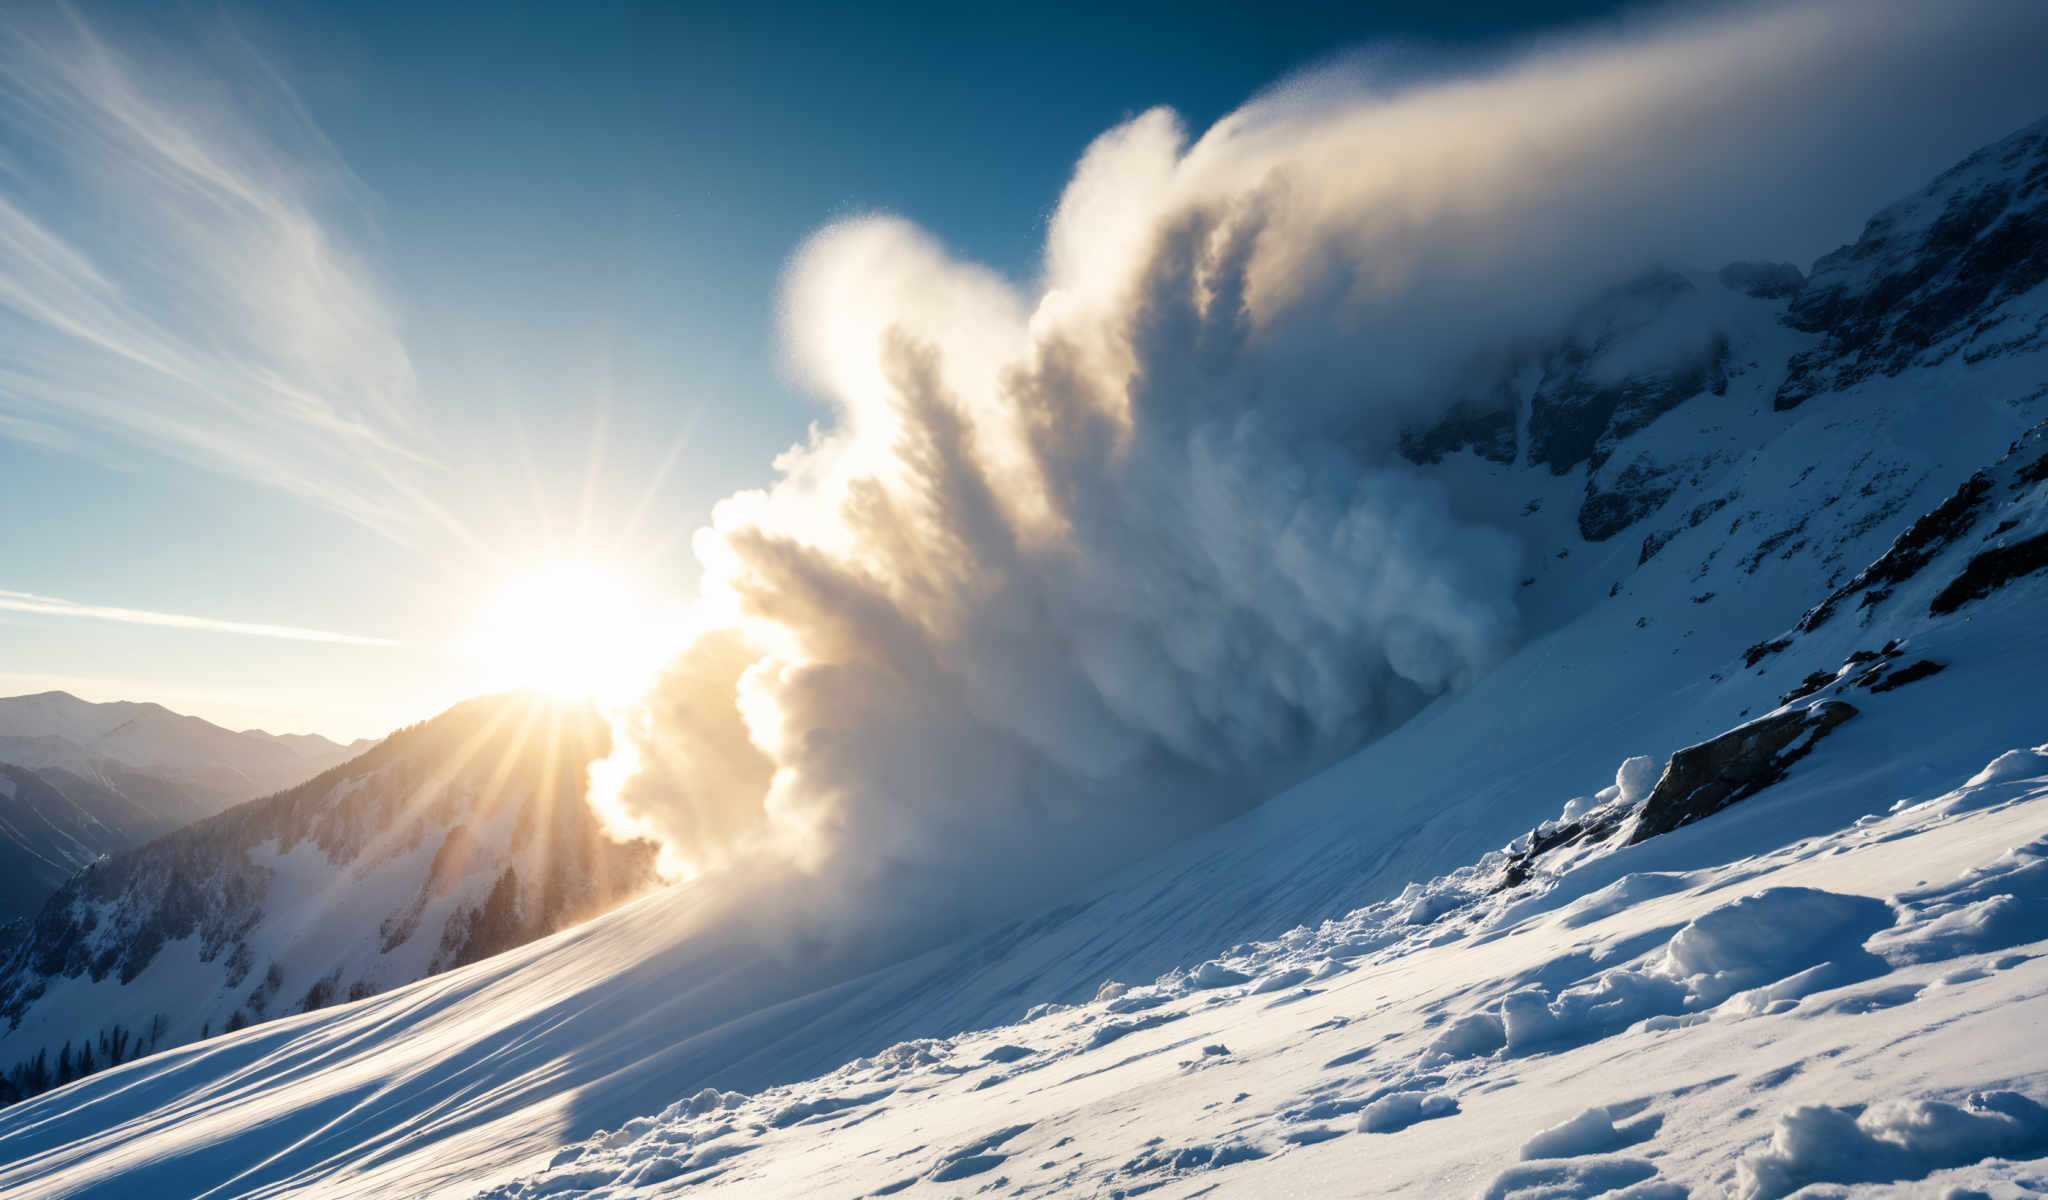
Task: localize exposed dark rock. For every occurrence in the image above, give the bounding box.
[1780,670,1840,706]
[1495,805,1631,892]
[1792,472,1993,632]
[1628,702,1859,844]
[1865,659,1948,693]
[1533,342,1728,476]
[1526,269,1729,478]
[1399,393,1518,465]
[1929,531,2048,614]
[1580,460,1684,542]
[1743,637,1794,668]
[1776,118,2048,409]
[1719,260,1805,299]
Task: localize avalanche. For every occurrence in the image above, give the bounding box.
[9,48,2048,1200]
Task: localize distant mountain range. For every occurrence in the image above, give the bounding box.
[0,692,372,921]
[0,691,661,1104]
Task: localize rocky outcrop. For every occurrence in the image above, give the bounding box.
[1930,530,2048,614]
[1527,271,1732,477]
[1788,472,1994,634]
[1777,116,2048,409]
[1628,702,1859,844]
[1719,260,1805,299]
[1398,391,1518,465]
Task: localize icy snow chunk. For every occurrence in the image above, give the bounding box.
[1425,1012,1506,1061]
[1403,889,1467,926]
[1189,960,1252,989]
[1455,889,1891,1059]
[627,1156,687,1185]
[1104,989,1174,1014]
[1357,1089,1459,1133]
[1501,969,1687,1054]
[1519,1105,1660,1159]
[1520,1108,1625,1160]
[599,1119,651,1149]
[1736,1091,2048,1200]
[1614,755,1659,806]
[680,1086,743,1116]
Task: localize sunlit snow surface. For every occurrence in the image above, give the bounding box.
[4,419,2048,1198]
[10,143,2048,1197]
[483,766,2048,1200]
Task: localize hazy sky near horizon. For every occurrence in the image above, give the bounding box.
[0,0,2037,741]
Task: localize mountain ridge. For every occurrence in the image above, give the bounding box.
[0,690,661,1103]
[0,691,374,924]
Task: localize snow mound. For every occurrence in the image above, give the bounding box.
[1356,1089,1459,1133]
[1479,1156,1680,1200]
[1659,887,1893,1002]
[1871,837,2048,966]
[1519,1105,1660,1160]
[1736,1091,2048,1200]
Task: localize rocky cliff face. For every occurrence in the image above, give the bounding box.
[1778,115,2048,408]
[1387,115,2048,611]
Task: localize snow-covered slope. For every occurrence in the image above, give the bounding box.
[0,692,374,921]
[0,693,661,1104]
[5,113,2048,1200]
[0,765,112,922]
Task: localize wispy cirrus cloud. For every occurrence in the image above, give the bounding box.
[0,589,398,646]
[0,7,466,546]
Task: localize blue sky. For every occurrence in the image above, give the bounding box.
[0,0,1628,738]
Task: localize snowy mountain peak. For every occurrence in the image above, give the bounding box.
[0,692,377,924]
[0,689,363,800]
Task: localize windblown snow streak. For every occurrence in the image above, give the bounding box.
[601,0,2048,929]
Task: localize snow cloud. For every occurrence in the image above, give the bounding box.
[601,0,2048,937]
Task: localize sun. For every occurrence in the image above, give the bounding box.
[469,565,663,704]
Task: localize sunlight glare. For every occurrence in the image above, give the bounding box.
[469,565,663,704]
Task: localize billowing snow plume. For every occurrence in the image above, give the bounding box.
[599,0,2048,932]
